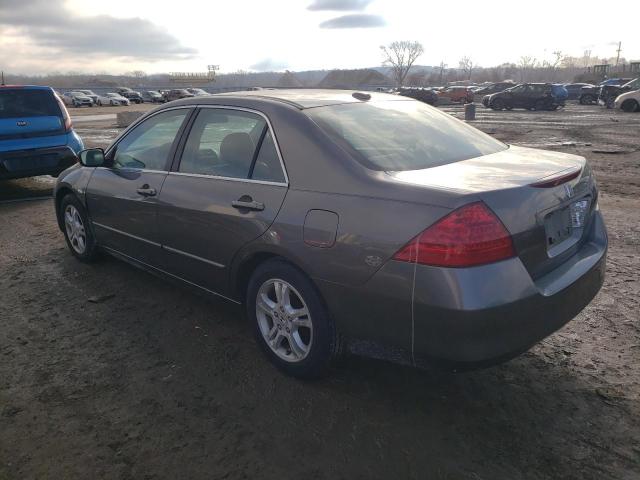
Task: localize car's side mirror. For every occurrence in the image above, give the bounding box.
[79,148,105,167]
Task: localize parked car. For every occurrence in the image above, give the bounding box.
[141,90,164,103]
[473,82,516,96]
[164,89,195,102]
[613,83,640,112]
[483,83,565,111]
[0,85,83,180]
[76,89,99,104]
[579,78,632,105]
[563,83,593,100]
[62,91,93,108]
[396,87,438,105]
[122,92,143,104]
[96,93,130,106]
[54,90,606,378]
[186,88,210,97]
[599,78,640,108]
[437,86,474,103]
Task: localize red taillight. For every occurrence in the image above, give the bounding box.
[55,94,73,131]
[393,202,516,267]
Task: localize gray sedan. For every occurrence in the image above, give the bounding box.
[54,90,607,378]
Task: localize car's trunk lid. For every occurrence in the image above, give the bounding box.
[386,145,597,279]
[0,116,64,141]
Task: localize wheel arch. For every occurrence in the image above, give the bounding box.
[54,186,76,231]
[230,246,317,304]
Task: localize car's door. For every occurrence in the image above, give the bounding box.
[156,106,288,296]
[510,85,529,108]
[86,108,192,267]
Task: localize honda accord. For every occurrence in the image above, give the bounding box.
[54,90,607,378]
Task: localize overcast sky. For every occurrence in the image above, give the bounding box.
[1,0,638,75]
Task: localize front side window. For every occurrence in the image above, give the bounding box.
[179,109,286,182]
[112,109,188,171]
[306,100,507,172]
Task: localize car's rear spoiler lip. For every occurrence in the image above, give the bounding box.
[529,168,582,188]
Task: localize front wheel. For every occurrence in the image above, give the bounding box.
[60,194,98,262]
[491,98,505,110]
[247,259,341,379]
[621,99,640,113]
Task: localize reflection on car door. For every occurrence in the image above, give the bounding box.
[86,108,191,267]
[156,107,288,297]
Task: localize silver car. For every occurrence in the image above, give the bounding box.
[54,90,607,378]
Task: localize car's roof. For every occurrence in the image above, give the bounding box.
[207,89,406,109]
[0,85,53,91]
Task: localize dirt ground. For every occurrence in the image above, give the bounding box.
[0,102,639,480]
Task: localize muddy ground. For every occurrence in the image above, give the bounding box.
[0,103,639,480]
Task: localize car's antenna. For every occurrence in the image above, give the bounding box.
[1,71,5,86]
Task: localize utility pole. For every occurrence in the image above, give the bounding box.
[615,41,622,66]
[439,61,447,86]
[1,71,4,86]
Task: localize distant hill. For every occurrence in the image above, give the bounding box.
[317,68,391,89]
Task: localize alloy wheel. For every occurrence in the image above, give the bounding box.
[256,279,313,363]
[64,205,87,254]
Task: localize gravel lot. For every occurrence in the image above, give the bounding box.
[1,102,639,480]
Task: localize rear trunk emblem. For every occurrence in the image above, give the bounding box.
[16,121,28,127]
[564,184,574,198]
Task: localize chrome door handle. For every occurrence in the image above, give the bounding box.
[136,187,157,197]
[232,199,265,211]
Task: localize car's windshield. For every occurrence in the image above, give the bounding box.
[306,100,507,171]
[623,78,639,89]
[0,89,61,119]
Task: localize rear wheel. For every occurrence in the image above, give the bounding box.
[247,259,341,379]
[60,194,98,262]
[580,94,595,105]
[491,98,505,110]
[621,99,639,113]
[534,99,548,111]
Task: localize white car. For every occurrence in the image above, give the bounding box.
[96,93,131,106]
[614,88,640,113]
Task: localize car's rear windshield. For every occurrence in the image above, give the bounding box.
[305,100,507,171]
[0,89,61,119]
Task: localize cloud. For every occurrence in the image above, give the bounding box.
[249,58,289,72]
[0,0,196,60]
[308,0,373,11]
[319,14,386,29]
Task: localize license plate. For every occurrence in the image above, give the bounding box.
[545,206,572,248]
[544,199,589,248]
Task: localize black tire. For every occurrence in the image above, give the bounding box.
[505,104,513,110]
[60,194,99,263]
[580,94,595,105]
[491,98,504,110]
[246,259,341,379]
[621,99,639,113]
[534,99,547,111]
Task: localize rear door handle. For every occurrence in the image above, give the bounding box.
[136,186,157,197]
[232,198,265,211]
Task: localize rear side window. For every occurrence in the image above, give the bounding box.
[306,100,507,171]
[0,89,61,119]
[179,108,286,183]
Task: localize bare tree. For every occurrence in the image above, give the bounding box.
[518,56,537,82]
[380,41,424,86]
[459,56,475,80]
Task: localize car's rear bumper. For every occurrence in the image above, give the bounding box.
[0,145,79,180]
[411,211,607,368]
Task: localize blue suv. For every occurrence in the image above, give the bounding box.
[0,85,83,180]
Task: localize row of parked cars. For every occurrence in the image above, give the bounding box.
[397,78,640,113]
[58,87,212,108]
